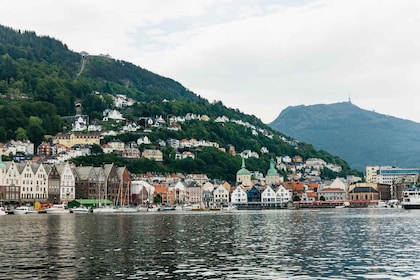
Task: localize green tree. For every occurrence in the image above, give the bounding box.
[91,143,104,155]
[26,116,45,146]
[15,127,27,140]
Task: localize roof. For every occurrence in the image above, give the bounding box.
[266,158,279,176]
[69,199,114,208]
[237,158,251,175]
[351,186,378,193]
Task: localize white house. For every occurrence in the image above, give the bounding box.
[213,184,230,206]
[261,185,276,203]
[137,136,151,145]
[103,109,125,121]
[231,186,248,204]
[20,162,48,202]
[56,162,76,202]
[276,185,292,205]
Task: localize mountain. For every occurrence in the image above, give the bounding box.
[269,101,420,171]
[0,24,362,180]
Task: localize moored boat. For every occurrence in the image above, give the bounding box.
[70,205,91,213]
[92,207,118,214]
[13,206,38,215]
[182,204,202,211]
[45,204,68,214]
[402,184,420,209]
[0,206,7,215]
[159,204,175,211]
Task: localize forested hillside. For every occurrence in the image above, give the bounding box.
[0,24,362,180]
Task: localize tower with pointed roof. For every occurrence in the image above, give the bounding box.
[266,158,282,186]
[236,158,252,186]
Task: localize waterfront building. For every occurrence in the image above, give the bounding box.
[261,185,276,204]
[317,178,347,202]
[170,181,187,204]
[47,163,76,204]
[202,189,214,208]
[231,185,248,204]
[213,184,229,206]
[74,166,98,200]
[185,182,202,205]
[21,162,48,203]
[276,185,292,205]
[247,185,263,203]
[102,163,120,204]
[367,166,420,185]
[154,183,169,204]
[47,164,61,203]
[348,183,379,201]
[131,180,154,204]
[392,174,419,201]
[116,166,133,205]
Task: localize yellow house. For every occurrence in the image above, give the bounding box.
[142,149,163,161]
[53,133,101,148]
[348,182,379,201]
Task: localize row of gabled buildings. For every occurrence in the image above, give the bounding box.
[0,157,130,206]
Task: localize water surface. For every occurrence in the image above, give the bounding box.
[0,208,419,279]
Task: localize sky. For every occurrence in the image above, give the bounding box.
[1,0,420,124]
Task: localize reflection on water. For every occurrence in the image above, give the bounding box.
[0,209,420,279]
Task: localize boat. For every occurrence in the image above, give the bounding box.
[375,200,388,208]
[69,205,91,213]
[387,199,402,208]
[182,204,202,211]
[159,204,175,211]
[221,204,238,211]
[335,201,350,209]
[0,206,7,215]
[121,207,138,213]
[92,206,118,214]
[13,206,38,215]
[401,184,420,209]
[45,204,68,214]
[138,205,159,212]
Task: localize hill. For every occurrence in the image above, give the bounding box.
[269,101,420,171]
[0,24,361,180]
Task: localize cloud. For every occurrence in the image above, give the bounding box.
[2,0,420,123]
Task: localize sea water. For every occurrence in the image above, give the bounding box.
[0,208,419,279]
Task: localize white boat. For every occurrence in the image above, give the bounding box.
[0,207,7,215]
[376,200,388,208]
[92,207,118,214]
[221,204,238,211]
[387,199,402,208]
[45,204,68,214]
[402,185,420,209]
[121,207,138,213]
[137,205,159,212]
[13,206,38,215]
[70,205,91,214]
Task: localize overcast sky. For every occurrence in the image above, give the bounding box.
[1,0,420,124]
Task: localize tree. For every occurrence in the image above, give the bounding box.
[91,144,104,155]
[26,116,45,146]
[154,193,162,204]
[15,127,27,140]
